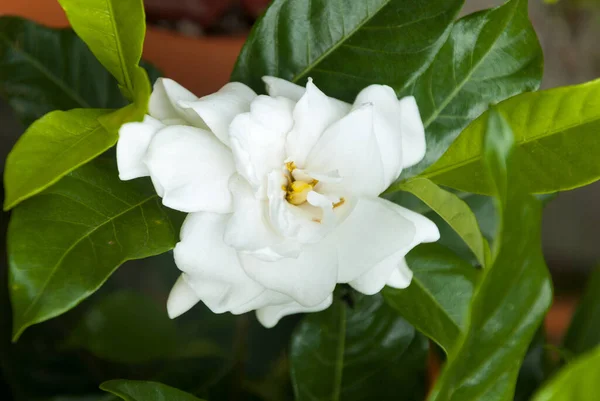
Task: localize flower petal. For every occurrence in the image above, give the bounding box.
[148,78,205,126]
[145,125,236,213]
[353,85,404,184]
[285,79,351,167]
[229,95,294,197]
[167,275,201,318]
[117,115,164,180]
[305,104,387,197]
[263,76,305,102]
[335,197,416,283]
[397,96,426,168]
[224,175,301,261]
[354,85,425,169]
[179,82,257,146]
[385,258,413,289]
[239,239,338,307]
[347,202,440,294]
[256,294,333,328]
[174,212,265,314]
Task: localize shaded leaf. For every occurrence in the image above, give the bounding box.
[384,243,479,353]
[0,16,126,126]
[396,178,490,267]
[58,0,146,101]
[514,327,552,401]
[232,0,464,102]
[531,344,600,401]
[290,293,428,401]
[67,291,178,364]
[563,266,600,356]
[9,159,181,341]
[3,109,116,210]
[429,109,552,401]
[403,0,543,177]
[418,79,600,194]
[101,380,204,401]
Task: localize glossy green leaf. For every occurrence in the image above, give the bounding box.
[67,291,179,364]
[58,0,146,101]
[231,0,464,102]
[429,109,553,401]
[290,294,427,401]
[9,158,181,341]
[403,0,543,177]
[0,16,126,126]
[531,344,600,401]
[101,380,204,401]
[396,178,490,267]
[3,109,117,210]
[383,243,479,353]
[418,79,600,194]
[563,266,600,356]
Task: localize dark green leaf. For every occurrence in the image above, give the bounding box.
[429,109,552,401]
[101,380,205,401]
[67,291,179,364]
[0,16,126,126]
[58,0,146,101]
[403,0,543,177]
[9,158,181,341]
[514,327,552,401]
[290,293,428,401]
[383,243,479,353]
[3,109,117,210]
[418,79,600,194]
[396,178,490,267]
[232,0,464,102]
[563,266,600,356]
[531,344,600,401]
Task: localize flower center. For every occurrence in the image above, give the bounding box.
[283,162,318,205]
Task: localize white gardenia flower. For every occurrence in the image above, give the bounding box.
[117,76,440,327]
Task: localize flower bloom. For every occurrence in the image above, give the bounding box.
[117,76,439,327]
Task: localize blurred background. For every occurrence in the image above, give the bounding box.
[0,0,599,400]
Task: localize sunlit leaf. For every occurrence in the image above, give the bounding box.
[417,79,600,194]
[429,109,552,401]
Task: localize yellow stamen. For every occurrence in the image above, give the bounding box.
[333,197,345,209]
[286,180,314,205]
[285,161,297,172]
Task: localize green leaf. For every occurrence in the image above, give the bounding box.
[9,158,181,341]
[531,344,600,401]
[290,293,428,401]
[383,243,479,353]
[563,266,600,356]
[101,380,205,401]
[396,178,490,267]
[58,0,146,101]
[66,291,179,364]
[418,79,600,194]
[231,0,464,102]
[0,16,126,126]
[428,109,553,401]
[403,0,543,177]
[3,109,117,210]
